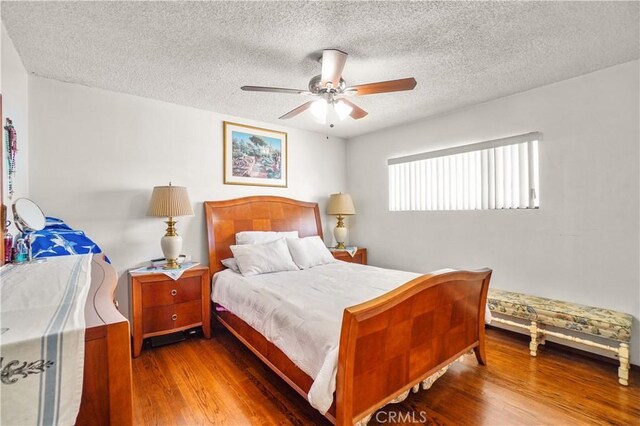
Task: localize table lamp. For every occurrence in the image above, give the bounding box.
[147,183,194,269]
[327,193,355,249]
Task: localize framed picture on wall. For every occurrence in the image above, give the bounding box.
[223,121,288,188]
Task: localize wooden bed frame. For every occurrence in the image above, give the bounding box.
[204,196,491,425]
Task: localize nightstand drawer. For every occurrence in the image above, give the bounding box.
[337,252,364,263]
[142,300,202,334]
[141,276,202,308]
[331,248,367,265]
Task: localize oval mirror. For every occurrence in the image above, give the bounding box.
[12,198,46,233]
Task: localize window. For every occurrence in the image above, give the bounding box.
[388,132,540,211]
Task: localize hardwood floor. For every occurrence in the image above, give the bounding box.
[132,327,639,425]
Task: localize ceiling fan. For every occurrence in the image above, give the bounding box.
[241,49,417,123]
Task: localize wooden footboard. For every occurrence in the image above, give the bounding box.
[336,269,491,425]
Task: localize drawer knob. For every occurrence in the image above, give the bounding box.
[171,289,177,296]
[171,314,178,321]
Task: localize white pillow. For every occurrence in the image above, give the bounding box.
[235,231,299,245]
[230,238,299,276]
[220,257,240,273]
[286,236,337,269]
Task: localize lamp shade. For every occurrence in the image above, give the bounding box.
[327,193,355,216]
[147,184,194,218]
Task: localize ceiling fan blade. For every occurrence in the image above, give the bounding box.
[279,101,315,119]
[347,77,417,96]
[321,49,348,88]
[339,98,368,120]
[242,86,310,95]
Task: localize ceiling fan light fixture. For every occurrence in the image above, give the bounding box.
[334,100,353,121]
[240,49,416,123]
[310,98,328,124]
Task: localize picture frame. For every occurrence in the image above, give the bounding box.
[223,121,288,188]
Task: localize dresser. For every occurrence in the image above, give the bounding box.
[130,265,211,357]
[78,255,134,425]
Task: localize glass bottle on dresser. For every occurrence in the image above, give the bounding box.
[14,238,28,263]
[4,221,13,264]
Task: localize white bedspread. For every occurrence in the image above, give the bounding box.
[212,262,423,413]
[212,262,492,414]
[0,254,93,426]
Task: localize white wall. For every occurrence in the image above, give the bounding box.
[347,61,640,364]
[28,76,347,318]
[1,23,29,214]
[25,60,640,364]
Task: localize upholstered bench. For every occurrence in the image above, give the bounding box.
[487,288,632,385]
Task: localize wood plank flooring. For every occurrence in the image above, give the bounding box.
[132,327,640,425]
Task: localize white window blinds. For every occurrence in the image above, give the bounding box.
[388,132,541,211]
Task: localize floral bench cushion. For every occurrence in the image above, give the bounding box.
[487,288,632,343]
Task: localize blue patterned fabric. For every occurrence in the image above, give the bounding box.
[28,217,105,260]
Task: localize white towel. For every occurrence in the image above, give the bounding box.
[1,254,92,426]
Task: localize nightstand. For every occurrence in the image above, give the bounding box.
[130,265,210,357]
[331,248,367,265]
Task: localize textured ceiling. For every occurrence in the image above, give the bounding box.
[2,1,639,138]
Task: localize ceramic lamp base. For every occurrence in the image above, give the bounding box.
[333,221,347,250]
[160,234,182,270]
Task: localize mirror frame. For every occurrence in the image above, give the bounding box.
[12,198,46,233]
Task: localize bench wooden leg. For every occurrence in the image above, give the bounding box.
[619,343,629,386]
[529,321,539,356]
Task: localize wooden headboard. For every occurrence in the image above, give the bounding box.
[204,196,323,276]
